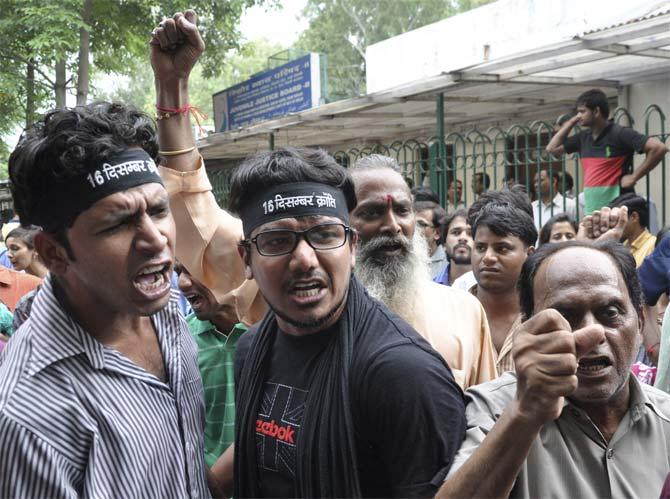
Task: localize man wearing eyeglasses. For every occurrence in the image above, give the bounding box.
[202,147,463,498]
[414,200,448,278]
[154,14,465,498]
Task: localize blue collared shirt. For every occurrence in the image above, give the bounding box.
[434,261,452,286]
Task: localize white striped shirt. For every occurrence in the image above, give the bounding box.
[0,275,211,498]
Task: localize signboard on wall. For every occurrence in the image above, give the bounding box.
[213,53,321,132]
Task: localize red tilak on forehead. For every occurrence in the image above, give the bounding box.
[385,194,394,206]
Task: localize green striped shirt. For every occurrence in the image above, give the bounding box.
[186,315,247,467]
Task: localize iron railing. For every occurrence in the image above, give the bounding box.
[209,105,668,231]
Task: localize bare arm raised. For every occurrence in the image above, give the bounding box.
[148,12,265,325]
[546,115,580,157]
[150,10,204,171]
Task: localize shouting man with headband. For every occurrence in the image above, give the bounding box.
[205,147,467,498]
[0,105,209,496]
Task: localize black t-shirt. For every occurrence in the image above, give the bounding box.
[563,122,647,183]
[235,306,466,498]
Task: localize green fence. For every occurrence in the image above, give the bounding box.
[209,104,668,231]
[210,168,234,209]
[332,104,668,230]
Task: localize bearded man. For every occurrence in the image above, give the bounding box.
[350,155,497,388]
[434,208,473,287]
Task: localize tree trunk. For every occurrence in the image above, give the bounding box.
[76,0,92,105]
[55,59,66,108]
[26,59,35,128]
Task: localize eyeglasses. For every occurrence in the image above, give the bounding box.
[245,223,352,256]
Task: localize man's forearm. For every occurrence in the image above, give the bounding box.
[546,117,578,155]
[437,402,542,499]
[209,443,234,498]
[155,77,199,172]
[631,145,668,183]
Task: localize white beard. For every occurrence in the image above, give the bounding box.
[355,231,431,330]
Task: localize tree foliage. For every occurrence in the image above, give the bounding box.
[94,38,285,127]
[0,0,264,159]
[296,0,494,100]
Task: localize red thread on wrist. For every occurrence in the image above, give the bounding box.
[155,104,209,135]
[155,104,192,114]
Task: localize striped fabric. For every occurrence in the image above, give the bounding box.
[0,275,211,498]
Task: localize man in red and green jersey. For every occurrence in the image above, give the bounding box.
[546,88,668,215]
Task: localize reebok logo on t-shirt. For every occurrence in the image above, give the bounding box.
[255,419,296,444]
[256,382,307,477]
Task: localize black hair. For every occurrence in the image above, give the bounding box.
[5,225,41,250]
[467,184,532,226]
[559,171,574,192]
[502,176,518,187]
[608,192,649,229]
[439,208,468,242]
[474,172,491,189]
[9,102,157,255]
[411,186,440,204]
[472,203,538,248]
[656,226,670,248]
[229,147,357,216]
[518,240,642,320]
[576,88,610,118]
[538,213,578,246]
[414,200,446,226]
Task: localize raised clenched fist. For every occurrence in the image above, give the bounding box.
[150,10,205,83]
[512,309,605,425]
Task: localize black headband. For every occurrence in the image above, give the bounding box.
[71,148,163,215]
[28,148,164,234]
[239,182,349,236]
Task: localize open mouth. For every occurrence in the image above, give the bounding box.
[292,282,324,298]
[184,292,207,311]
[578,356,612,374]
[377,242,405,255]
[133,263,171,297]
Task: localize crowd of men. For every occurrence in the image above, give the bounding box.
[1,10,670,499]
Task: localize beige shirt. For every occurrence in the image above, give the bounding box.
[449,372,670,498]
[469,284,520,376]
[413,282,498,389]
[494,316,520,376]
[160,160,266,326]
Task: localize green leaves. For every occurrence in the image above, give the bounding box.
[95,38,284,125]
[0,0,268,155]
[295,0,493,101]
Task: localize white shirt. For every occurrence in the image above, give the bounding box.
[452,270,478,292]
[532,193,576,231]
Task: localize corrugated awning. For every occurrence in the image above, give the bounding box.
[199,9,670,160]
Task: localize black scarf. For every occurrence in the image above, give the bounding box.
[234,276,370,497]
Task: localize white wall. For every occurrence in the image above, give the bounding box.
[627,79,670,228]
[366,0,666,93]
